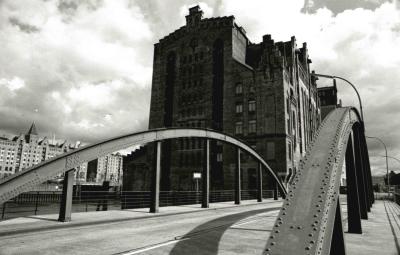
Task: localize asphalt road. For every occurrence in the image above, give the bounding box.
[0,202,281,255]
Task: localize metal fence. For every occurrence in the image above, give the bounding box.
[1,189,274,220]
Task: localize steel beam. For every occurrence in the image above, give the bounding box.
[264,108,358,254]
[329,199,346,255]
[273,181,278,200]
[357,128,372,209]
[361,133,374,205]
[354,128,369,218]
[150,141,161,213]
[202,139,210,208]
[257,163,263,202]
[345,133,362,234]
[0,128,286,205]
[58,169,74,222]
[235,148,241,205]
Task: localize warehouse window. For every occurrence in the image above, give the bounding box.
[248,100,256,112]
[235,122,243,135]
[235,83,243,94]
[236,103,243,113]
[249,120,256,133]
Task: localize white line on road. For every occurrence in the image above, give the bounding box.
[118,209,280,255]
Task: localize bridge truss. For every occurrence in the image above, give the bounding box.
[265,107,374,255]
[0,128,286,220]
[0,107,374,255]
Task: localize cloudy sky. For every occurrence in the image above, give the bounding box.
[0,0,399,175]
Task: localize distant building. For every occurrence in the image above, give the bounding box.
[317,81,341,120]
[125,6,321,191]
[0,123,80,179]
[85,154,123,186]
[0,123,123,187]
[123,147,149,191]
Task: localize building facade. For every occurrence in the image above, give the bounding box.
[86,154,123,186]
[0,123,81,179]
[317,81,341,120]
[125,6,321,191]
[0,123,123,187]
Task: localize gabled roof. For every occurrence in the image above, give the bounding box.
[27,122,38,135]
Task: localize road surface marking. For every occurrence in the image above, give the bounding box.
[119,209,280,254]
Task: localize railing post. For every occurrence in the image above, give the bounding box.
[1,202,6,220]
[58,169,75,222]
[257,163,263,202]
[235,148,241,205]
[150,141,161,213]
[354,129,369,219]
[345,133,362,234]
[34,191,39,215]
[202,139,210,208]
[102,181,109,211]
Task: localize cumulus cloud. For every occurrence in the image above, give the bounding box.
[219,0,400,175]
[0,0,152,143]
[0,0,399,175]
[0,77,25,91]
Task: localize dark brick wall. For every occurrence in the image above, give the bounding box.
[126,6,321,191]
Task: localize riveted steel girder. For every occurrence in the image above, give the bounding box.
[0,128,286,204]
[265,107,365,255]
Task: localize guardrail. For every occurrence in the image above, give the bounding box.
[0,189,274,220]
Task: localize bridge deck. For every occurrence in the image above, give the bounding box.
[0,199,398,254]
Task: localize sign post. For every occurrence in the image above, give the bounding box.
[193,172,201,204]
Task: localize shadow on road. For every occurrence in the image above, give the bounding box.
[169,207,280,255]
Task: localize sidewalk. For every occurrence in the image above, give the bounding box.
[345,200,400,255]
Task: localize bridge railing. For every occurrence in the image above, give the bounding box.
[0,128,286,222]
[0,189,275,220]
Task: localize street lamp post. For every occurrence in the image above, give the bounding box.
[366,136,390,196]
[311,73,364,123]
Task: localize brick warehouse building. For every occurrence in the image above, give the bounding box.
[124,6,321,192]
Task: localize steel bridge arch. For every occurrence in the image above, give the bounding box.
[0,128,287,205]
[265,107,374,255]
